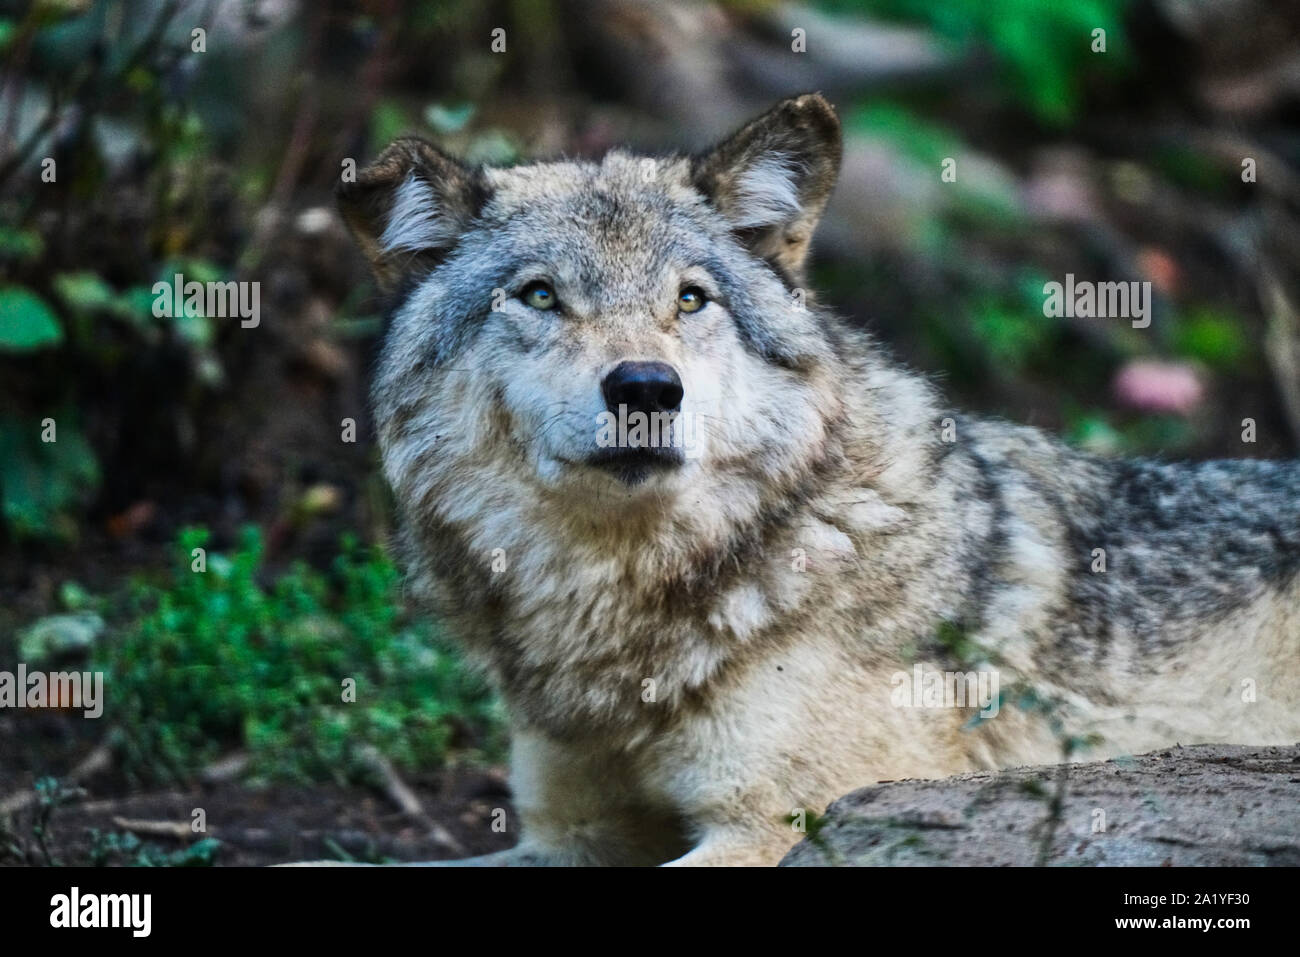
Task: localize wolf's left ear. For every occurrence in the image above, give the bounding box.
[337,137,487,291]
[691,93,841,281]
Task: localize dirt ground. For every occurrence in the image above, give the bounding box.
[0,711,516,867]
[8,712,1300,866]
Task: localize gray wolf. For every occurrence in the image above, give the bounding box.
[334,94,1300,866]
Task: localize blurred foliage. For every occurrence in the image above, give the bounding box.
[847,101,1025,230]
[0,0,534,542]
[0,0,237,541]
[822,0,1133,123]
[811,0,1281,462]
[0,774,223,866]
[88,829,222,867]
[0,413,99,541]
[969,296,1057,371]
[96,526,504,786]
[0,284,62,350]
[1172,306,1253,373]
[847,102,963,167]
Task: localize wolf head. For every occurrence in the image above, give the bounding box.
[343,95,858,554]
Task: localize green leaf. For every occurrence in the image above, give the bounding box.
[424,102,475,134]
[1173,308,1250,371]
[371,100,414,152]
[0,416,100,539]
[19,612,105,662]
[0,226,44,261]
[53,271,118,313]
[0,285,63,351]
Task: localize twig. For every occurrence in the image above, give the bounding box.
[268,3,325,209]
[199,750,251,783]
[0,0,183,187]
[356,745,466,856]
[1259,240,1300,445]
[0,739,113,818]
[1034,761,1070,867]
[111,817,195,840]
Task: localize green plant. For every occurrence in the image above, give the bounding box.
[821,0,1133,124]
[0,284,62,351]
[88,830,222,867]
[1171,306,1252,372]
[0,413,100,541]
[4,777,83,867]
[98,526,504,785]
[0,2,234,541]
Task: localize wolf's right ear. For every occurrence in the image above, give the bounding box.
[337,138,487,291]
[691,94,841,282]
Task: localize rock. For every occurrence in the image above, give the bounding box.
[780,744,1300,866]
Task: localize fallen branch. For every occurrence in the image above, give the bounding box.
[355,745,466,856]
[111,817,194,841]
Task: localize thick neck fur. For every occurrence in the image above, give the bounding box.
[381,327,977,744]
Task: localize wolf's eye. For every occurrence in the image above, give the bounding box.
[521,281,558,311]
[678,286,707,313]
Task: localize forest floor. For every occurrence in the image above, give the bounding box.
[0,712,514,867]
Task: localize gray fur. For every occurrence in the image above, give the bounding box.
[333,94,1300,866]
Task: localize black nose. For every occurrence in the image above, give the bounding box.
[601,360,684,416]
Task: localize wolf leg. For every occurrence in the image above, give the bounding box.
[281,730,688,866]
[662,825,794,867]
[499,728,692,866]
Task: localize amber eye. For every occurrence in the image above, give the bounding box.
[521,281,558,311]
[678,286,707,313]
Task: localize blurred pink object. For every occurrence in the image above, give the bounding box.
[1136,246,1180,295]
[1113,360,1204,415]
